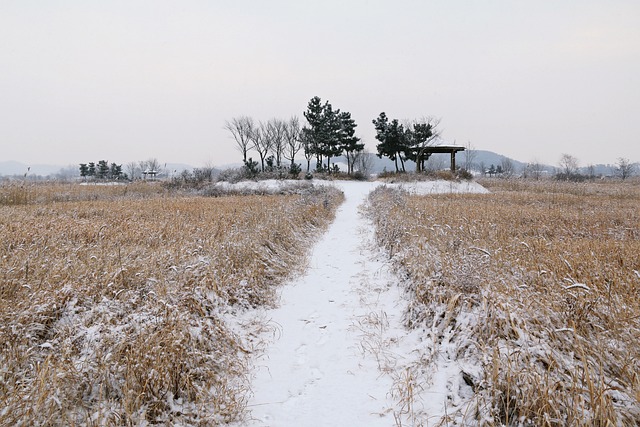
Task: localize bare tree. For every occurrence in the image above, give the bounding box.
[251,123,273,172]
[147,158,161,173]
[265,118,287,167]
[125,162,139,180]
[138,160,147,176]
[463,140,477,171]
[138,159,161,180]
[559,153,579,178]
[500,157,515,177]
[283,116,302,167]
[524,159,543,180]
[225,116,255,163]
[426,155,446,172]
[616,157,635,180]
[354,149,374,178]
[478,161,487,176]
[301,130,314,172]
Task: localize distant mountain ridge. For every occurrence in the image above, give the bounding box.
[0,161,65,177]
[357,150,546,174]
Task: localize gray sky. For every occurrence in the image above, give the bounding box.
[1,0,639,168]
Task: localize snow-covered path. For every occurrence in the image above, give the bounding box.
[244,181,410,426]
[240,180,489,426]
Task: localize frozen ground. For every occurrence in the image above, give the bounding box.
[231,180,488,426]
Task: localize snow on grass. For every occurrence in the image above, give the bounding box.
[0,185,343,426]
[1,177,497,426]
[368,182,640,425]
[208,180,314,195]
[386,180,489,195]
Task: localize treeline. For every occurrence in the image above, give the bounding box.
[79,161,125,180]
[228,97,452,177]
[78,159,165,181]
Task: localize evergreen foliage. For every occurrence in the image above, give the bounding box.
[225,96,364,177]
[243,157,260,177]
[79,163,89,179]
[302,96,361,174]
[373,113,439,172]
[373,112,407,172]
[78,160,125,180]
[339,111,364,174]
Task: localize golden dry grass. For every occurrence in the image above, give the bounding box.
[0,181,169,206]
[368,180,640,426]
[0,182,343,425]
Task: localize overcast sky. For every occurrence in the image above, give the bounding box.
[1,1,639,168]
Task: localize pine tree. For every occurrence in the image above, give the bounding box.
[79,163,89,179]
[97,160,109,179]
[110,163,123,180]
[405,121,435,172]
[303,96,360,173]
[373,113,407,172]
[303,96,325,168]
[320,102,343,171]
[339,111,364,174]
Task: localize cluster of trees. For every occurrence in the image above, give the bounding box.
[556,154,636,181]
[79,161,125,180]
[302,96,364,174]
[373,113,439,173]
[481,154,637,181]
[79,159,170,181]
[226,116,304,174]
[124,159,163,180]
[226,96,365,175]
[616,157,636,180]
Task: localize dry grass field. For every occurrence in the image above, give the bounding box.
[368,179,640,426]
[0,181,343,426]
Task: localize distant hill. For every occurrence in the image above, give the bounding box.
[0,161,67,177]
[347,150,553,175]
[468,150,527,172]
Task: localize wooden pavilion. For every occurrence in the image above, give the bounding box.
[419,145,466,171]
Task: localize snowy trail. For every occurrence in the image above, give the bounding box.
[240,180,489,426]
[244,181,411,426]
